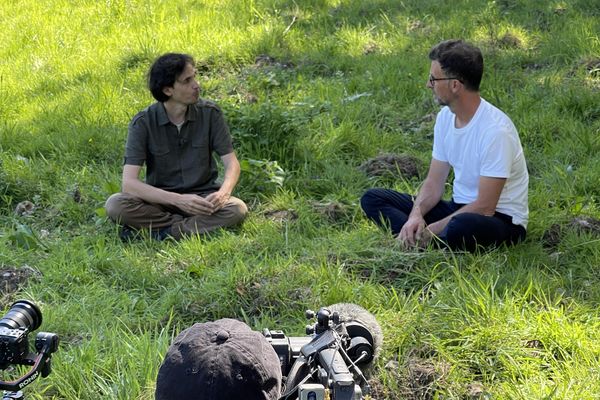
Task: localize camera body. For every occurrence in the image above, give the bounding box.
[0,300,59,396]
[0,327,30,370]
[264,305,380,400]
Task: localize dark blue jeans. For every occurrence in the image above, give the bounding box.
[360,188,526,252]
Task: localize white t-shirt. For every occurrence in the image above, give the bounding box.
[432,98,529,228]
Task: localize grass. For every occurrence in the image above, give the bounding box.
[1,0,599,398]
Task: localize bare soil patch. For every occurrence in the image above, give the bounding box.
[0,265,40,303]
[264,209,298,223]
[360,153,422,180]
[542,216,600,248]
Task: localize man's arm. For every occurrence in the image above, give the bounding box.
[122,164,215,215]
[426,176,506,236]
[398,159,450,247]
[205,152,241,211]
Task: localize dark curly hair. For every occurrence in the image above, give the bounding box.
[429,40,483,91]
[147,53,194,102]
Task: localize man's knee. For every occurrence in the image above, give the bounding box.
[360,189,386,215]
[105,193,126,221]
[444,213,480,251]
[105,193,148,225]
[222,197,248,226]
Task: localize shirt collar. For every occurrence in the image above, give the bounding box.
[157,101,199,126]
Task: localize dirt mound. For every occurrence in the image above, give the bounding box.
[0,265,39,301]
[583,58,600,76]
[14,200,35,216]
[542,216,600,247]
[381,350,449,400]
[400,356,449,400]
[264,209,298,223]
[254,54,294,69]
[311,201,351,223]
[359,153,422,180]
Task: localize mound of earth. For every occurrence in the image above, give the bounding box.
[542,215,600,248]
[0,265,39,301]
[264,209,298,223]
[311,201,350,222]
[359,153,422,180]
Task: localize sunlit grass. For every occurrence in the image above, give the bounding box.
[0,0,599,398]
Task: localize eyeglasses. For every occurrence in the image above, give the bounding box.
[429,74,462,86]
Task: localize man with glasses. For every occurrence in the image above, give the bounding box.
[105,53,247,241]
[360,39,528,252]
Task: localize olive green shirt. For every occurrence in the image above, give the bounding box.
[124,100,234,194]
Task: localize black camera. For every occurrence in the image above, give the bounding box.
[264,303,382,400]
[0,300,59,398]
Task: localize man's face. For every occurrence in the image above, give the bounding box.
[427,60,457,107]
[164,63,200,105]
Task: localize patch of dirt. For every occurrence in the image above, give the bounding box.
[542,224,562,248]
[568,216,600,233]
[366,375,388,400]
[363,42,379,55]
[523,339,545,358]
[0,265,40,301]
[498,32,523,49]
[583,58,600,75]
[400,356,450,400]
[568,58,600,79]
[379,351,448,400]
[264,209,298,223]
[70,185,82,203]
[407,20,425,32]
[254,54,294,69]
[466,381,486,398]
[543,216,600,248]
[311,201,350,223]
[522,62,550,71]
[359,153,422,180]
[14,200,35,216]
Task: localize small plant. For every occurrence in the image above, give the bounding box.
[239,158,286,195]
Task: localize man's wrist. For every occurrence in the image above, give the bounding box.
[168,192,183,206]
[408,207,424,220]
[219,187,232,196]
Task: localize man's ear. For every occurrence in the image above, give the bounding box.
[162,86,173,98]
[451,79,462,93]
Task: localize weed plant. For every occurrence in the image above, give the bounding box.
[0,0,599,398]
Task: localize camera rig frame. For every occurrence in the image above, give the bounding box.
[0,300,59,400]
[264,305,379,400]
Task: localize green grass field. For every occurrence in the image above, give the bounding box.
[1,0,599,398]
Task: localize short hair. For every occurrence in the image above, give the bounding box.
[147,53,194,102]
[428,39,483,91]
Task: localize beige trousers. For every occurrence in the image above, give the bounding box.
[105,192,248,240]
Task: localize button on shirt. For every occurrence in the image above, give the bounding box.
[124,100,234,194]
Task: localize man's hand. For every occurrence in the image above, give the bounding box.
[397,215,426,248]
[205,190,230,211]
[174,194,215,215]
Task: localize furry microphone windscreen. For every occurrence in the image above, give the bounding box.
[327,302,383,375]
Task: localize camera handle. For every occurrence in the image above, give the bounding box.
[0,332,59,396]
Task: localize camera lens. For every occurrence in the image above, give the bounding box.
[0,300,42,332]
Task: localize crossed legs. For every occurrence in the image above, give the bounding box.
[105,192,248,240]
[360,188,526,252]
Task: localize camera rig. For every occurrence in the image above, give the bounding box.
[0,300,59,400]
[264,304,382,400]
